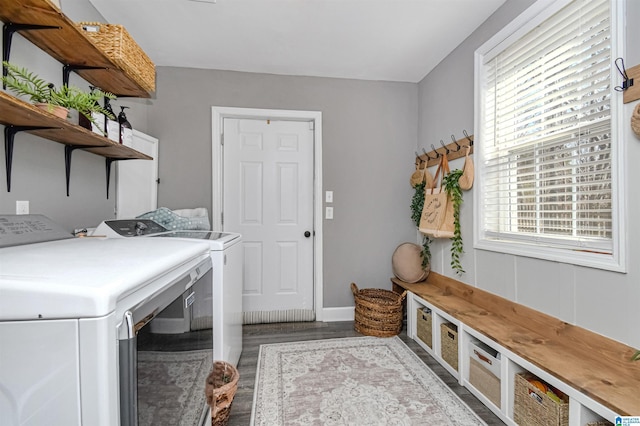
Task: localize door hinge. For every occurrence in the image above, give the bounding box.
[309,121,315,131]
[221,212,224,226]
[221,133,224,146]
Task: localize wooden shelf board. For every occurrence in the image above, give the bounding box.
[0,91,152,160]
[0,0,152,97]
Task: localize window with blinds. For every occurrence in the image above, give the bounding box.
[475,0,624,270]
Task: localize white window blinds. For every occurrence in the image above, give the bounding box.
[480,0,613,254]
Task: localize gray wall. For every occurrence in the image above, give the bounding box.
[418,0,640,348]
[148,68,418,307]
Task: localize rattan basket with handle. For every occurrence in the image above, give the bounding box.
[351,282,407,337]
[76,22,156,93]
[205,361,239,426]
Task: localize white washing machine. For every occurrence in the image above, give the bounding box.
[0,215,213,426]
[93,219,243,367]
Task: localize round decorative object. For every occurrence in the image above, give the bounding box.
[391,242,430,283]
[632,103,640,138]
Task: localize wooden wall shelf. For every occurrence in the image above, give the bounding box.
[0,0,153,97]
[0,91,151,195]
[0,92,151,160]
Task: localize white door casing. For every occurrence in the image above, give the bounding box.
[211,107,323,320]
[224,118,313,312]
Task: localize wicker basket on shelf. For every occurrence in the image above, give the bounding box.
[205,361,239,426]
[351,282,407,337]
[76,22,156,92]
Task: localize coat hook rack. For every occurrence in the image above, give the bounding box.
[416,131,474,167]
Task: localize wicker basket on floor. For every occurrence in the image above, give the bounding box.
[351,282,407,337]
[205,361,239,426]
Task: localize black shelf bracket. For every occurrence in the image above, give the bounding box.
[4,125,60,192]
[65,144,95,197]
[64,144,109,197]
[3,23,61,88]
[63,64,108,88]
[105,157,135,199]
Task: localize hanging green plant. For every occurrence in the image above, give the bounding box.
[632,350,640,361]
[410,181,425,227]
[443,168,464,275]
[410,181,431,268]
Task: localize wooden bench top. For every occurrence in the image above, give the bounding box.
[391,273,640,416]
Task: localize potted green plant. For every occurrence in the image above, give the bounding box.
[1,61,115,131]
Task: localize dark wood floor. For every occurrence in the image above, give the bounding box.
[225,321,505,425]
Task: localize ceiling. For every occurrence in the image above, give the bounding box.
[88,0,506,83]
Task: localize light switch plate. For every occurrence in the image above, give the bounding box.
[325,191,333,203]
[325,206,334,220]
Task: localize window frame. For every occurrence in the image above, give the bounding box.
[473,0,627,272]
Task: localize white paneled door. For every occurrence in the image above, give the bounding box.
[223,118,314,313]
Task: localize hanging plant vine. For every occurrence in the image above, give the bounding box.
[410,181,431,268]
[443,169,465,275]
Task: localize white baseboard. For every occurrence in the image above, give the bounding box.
[321,306,355,322]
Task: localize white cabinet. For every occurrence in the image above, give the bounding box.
[116,130,159,218]
[407,291,616,426]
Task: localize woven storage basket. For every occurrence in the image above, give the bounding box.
[469,358,500,408]
[205,361,239,426]
[351,282,407,337]
[440,322,458,370]
[76,22,155,92]
[513,372,569,426]
[416,308,432,348]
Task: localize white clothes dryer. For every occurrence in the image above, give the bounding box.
[94,220,243,366]
[0,215,213,426]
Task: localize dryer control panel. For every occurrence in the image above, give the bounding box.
[0,214,73,248]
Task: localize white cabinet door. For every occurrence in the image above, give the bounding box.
[116,130,159,219]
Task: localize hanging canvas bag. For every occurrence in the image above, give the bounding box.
[458,145,474,190]
[419,154,455,238]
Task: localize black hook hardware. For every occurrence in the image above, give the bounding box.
[422,147,436,160]
[450,135,461,152]
[440,140,450,154]
[463,129,474,146]
[614,57,634,92]
[430,144,441,158]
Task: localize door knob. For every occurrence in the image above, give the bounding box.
[304,231,311,238]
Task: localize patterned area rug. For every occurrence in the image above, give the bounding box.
[137,349,212,426]
[251,336,486,426]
